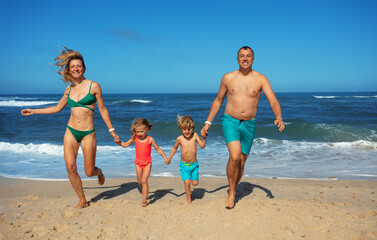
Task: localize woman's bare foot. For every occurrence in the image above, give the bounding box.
[225,193,235,209]
[76,201,89,209]
[97,168,105,185]
[140,200,148,207]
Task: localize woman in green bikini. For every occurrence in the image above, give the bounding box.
[21,47,119,208]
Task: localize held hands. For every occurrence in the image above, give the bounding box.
[165,157,171,165]
[200,124,211,138]
[274,119,285,132]
[111,131,120,142]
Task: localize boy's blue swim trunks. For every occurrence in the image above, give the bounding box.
[222,114,256,155]
[179,161,199,181]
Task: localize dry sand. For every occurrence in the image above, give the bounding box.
[0,176,376,239]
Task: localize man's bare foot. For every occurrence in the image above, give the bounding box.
[97,168,105,185]
[76,201,89,209]
[225,193,235,209]
[140,200,147,207]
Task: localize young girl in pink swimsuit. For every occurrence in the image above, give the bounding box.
[116,118,168,207]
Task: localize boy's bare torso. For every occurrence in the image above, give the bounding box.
[178,133,199,163]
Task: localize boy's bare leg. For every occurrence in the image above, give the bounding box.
[184,180,192,203]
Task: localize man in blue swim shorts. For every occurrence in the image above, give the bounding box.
[222,114,256,155]
[201,46,285,209]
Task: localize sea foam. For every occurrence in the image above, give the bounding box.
[0,100,57,107]
[130,99,152,103]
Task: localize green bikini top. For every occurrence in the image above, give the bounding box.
[67,81,96,111]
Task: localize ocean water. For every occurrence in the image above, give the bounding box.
[0,92,376,180]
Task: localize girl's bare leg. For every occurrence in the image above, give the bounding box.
[136,163,152,207]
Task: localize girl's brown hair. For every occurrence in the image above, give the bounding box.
[54,46,86,84]
[131,118,153,138]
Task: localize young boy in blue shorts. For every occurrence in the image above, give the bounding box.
[166,115,206,203]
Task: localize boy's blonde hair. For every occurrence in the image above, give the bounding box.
[177,115,194,130]
[130,118,153,138]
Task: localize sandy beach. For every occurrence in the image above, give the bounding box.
[0,176,376,240]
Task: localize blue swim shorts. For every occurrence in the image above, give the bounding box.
[179,161,199,181]
[222,114,256,155]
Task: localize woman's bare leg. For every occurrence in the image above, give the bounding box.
[81,132,104,185]
[64,129,87,208]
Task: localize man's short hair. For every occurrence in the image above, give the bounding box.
[237,46,254,57]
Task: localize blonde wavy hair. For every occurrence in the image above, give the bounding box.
[54,47,86,84]
[131,118,153,138]
[177,115,194,130]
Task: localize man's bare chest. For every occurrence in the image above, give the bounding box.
[227,79,261,97]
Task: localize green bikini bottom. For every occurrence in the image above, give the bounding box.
[67,125,95,143]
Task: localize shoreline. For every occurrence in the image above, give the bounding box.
[4,174,377,182]
[1,176,376,239]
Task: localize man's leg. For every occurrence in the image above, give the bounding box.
[236,153,248,186]
[226,141,242,209]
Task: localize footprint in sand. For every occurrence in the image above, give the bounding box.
[49,199,61,206]
[36,210,50,219]
[31,225,49,238]
[51,223,68,232]
[25,195,40,200]
[61,209,82,219]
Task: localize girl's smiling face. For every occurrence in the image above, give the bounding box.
[135,125,149,140]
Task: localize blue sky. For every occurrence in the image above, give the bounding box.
[1,0,376,94]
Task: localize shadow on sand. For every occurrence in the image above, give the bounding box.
[235,181,274,203]
[87,180,274,207]
[87,182,139,204]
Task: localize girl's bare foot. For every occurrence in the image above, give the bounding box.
[97,168,105,185]
[140,200,147,207]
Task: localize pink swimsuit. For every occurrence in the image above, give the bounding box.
[134,136,152,169]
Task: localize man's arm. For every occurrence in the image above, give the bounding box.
[261,76,285,132]
[201,74,228,137]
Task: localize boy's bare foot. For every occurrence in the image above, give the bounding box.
[76,201,89,209]
[140,200,148,207]
[225,194,235,209]
[97,168,105,185]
